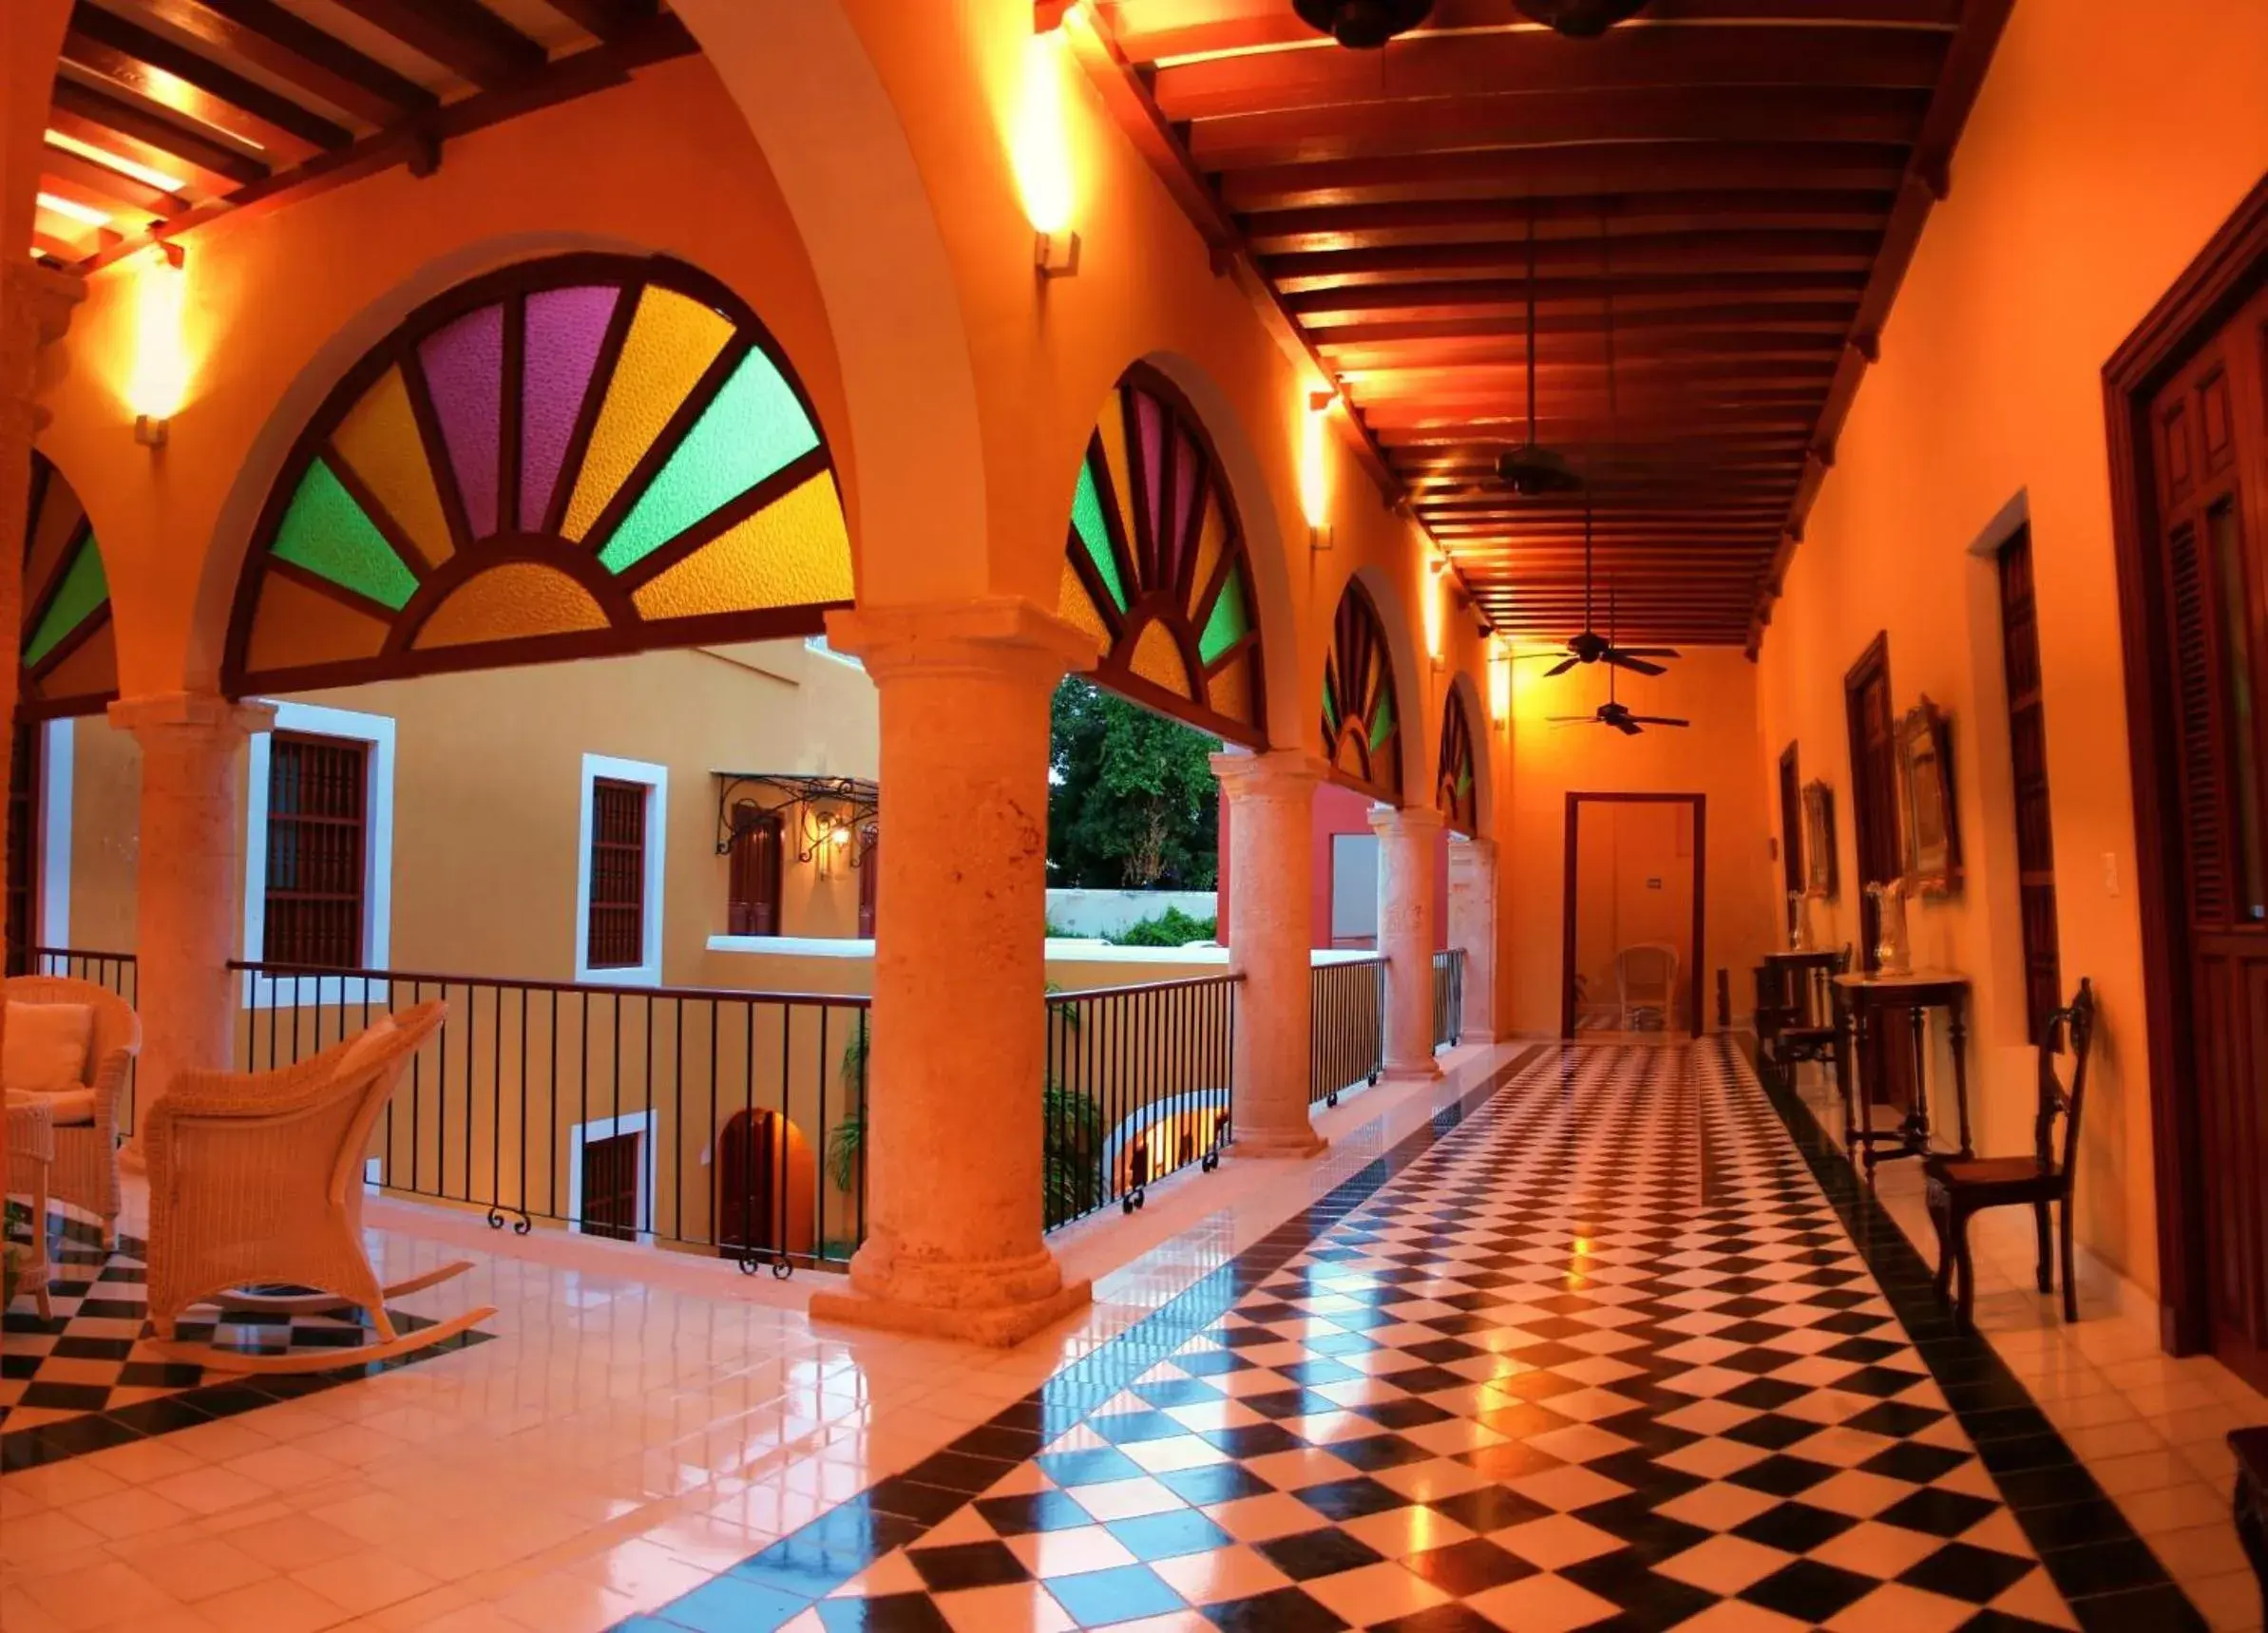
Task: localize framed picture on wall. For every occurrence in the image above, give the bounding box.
[1801,780,1838,900]
[1895,695,1962,895]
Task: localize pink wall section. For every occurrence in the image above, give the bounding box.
[1216,781,1449,952]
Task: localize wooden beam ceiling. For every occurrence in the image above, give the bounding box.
[1077,0,2014,649]
[31,0,695,275]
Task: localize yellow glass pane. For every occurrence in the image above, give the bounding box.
[631,474,851,620]
[243,571,392,675]
[1206,646,1253,727]
[416,561,609,647]
[27,477,86,604]
[1187,492,1228,623]
[333,366,455,565]
[31,617,115,703]
[1129,617,1192,700]
[562,286,733,542]
[1057,558,1110,663]
[1096,404,1140,597]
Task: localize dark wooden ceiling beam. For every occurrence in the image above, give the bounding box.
[1152,25,1947,123]
[1747,0,2016,650]
[1245,195,1897,254]
[1188,88,1930,171]
[65,5,352,158]
[1267,230,1885,290]
[45,86,265,191]
[325,0,546,88]
[133,0,436,126]
[1220,144,1915,213]
[537,0,659,43]
[1285,270,1869,315]
[38,142,188,218]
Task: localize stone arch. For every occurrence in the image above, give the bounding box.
[1439,669,1494,838]
[1053,357,1281,749]
[219,251,854,695]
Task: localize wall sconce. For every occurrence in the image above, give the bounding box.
[1300,389,1333,549]
[125,240,189,447]
[1488,637,1514,728]
[1017,12,1080,278]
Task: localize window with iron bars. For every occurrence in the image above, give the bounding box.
[264,731,369,969]
[587,778,648,969]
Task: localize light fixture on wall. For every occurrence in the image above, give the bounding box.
[1488,636,1514,729]
[1422,549,1446,666]
[1301,389,1334,549]
[126,240,188,447]
[1019,10,1081,277]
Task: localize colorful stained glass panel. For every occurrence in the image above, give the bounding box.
[521,284,619,530]
[25,539,106,666]
[272,460,419,610]
[333,367,453,565]
[562,285,733,542]
[419,305,504,540]
[629,473,851,621]
[1071,463,1126,611]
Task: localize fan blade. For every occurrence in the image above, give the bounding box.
[1614,647,1681,658]
[1612,716,1643,735]
[1629,716,1690,728]
[1605,653,1666,676]
[1546,714,1598,724]
[1543,657,1578,677]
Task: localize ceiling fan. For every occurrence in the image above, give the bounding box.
[1495,203,1584,496]
[1523,492,1682,676]
[1291,0,1433,47]
[1550,583,1689,735]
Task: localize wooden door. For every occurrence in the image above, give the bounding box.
[1995,527,2065,1042]
[716,1109,778,1258]
[2149,281,2268,1391]
[857,833,877,939]
[1844,636,1917,1112]
[581,1130,642,1242]
[1778,743,1802,938]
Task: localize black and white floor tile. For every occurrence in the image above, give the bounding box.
[1,1212,487,1472]
[622,1042,2203,1633]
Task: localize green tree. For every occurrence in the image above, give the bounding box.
[1048,677,1220,889]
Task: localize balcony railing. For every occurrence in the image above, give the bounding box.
[1310,956,1383,1108]
[1434,947,1467,1050]
[26,947,141,1131]
[231,959,870,1275]
[1042,974,1239,1232]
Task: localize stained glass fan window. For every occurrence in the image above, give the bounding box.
[21,454,118,716]
[1321,579,1401,801]
[1057,368,1266,747]
[1439,687,1477,833]
[227,256,851,692]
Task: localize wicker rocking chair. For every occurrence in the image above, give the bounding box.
[3,976,142,1248]
[142,1001,494,1374]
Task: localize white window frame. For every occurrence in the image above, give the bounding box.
[242,701,395,1009]
[36,716,73,952]
[565,1108,658,1240]
[576,753,667,987]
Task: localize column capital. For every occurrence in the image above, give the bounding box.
[1448,833,1498,863]
[825,597,1096,685]
[1210,748,1328,800]
[1368,804,1445,839]
[108,692,276,742]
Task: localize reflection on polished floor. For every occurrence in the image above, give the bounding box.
[1,1041,2254,1632]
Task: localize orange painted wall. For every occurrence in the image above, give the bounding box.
[1753,0,2268,1295]
[1510,649,1775,1038]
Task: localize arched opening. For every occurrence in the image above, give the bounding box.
[1322,577,1402,806]
[715,1107,819,1263]
[1438,682,1479,837]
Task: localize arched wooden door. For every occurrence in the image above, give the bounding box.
[716,1108,778,1259]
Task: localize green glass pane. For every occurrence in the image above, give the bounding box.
[1457,765,1474,797]
[599,347,822,575]
[272,460,417,611]
[1198,572,1248,663]
[1072,462,1126,611]
[1369,684,1395,753]
[24,537,107,666]
[1323,666,1338,726]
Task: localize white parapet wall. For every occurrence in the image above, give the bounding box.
[1044,888,1219,940]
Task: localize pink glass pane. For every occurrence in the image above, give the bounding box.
[1169,425,1199,585]
[419,304,505,540]
[1134,389,1166,582]
[520,285,619,533]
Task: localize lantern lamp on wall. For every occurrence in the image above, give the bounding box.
[126,241,188,447]
[1019,9,1082,276]
[1301,389,1334,549]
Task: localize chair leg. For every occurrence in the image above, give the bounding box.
[1954,1209,1978,1333]
[2032,1200,2053,1294]
[2060,1197,2079,1323]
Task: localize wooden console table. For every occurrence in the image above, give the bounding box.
[2236,1429,2267,1626]
[1831,969,1973,1185]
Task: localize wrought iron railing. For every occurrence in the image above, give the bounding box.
[1043,974,1238,1232]
[230,960,870,1275]
[1433,947,1466,1050]
[1310,956,1383,1108]
[26,947,140,1130]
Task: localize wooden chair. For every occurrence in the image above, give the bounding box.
[1614,942,1679,1031]
[1752,963,1794,1059]
[142,1001,494,1374]
[3,976,142,1249]
[1924,978,2095,1332]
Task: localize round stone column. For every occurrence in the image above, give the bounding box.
[1369,804,1444,1083]
[1447,834,1501,1043]
[107,693,275,1137]
[1211,750,1325,1158]
[809,598,1095,1347]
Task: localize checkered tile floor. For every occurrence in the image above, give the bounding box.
[2,1213,483,1455]
[629,1043,2105,1633]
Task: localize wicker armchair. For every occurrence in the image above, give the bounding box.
[3,976,142,1248]
[142,1001,493,1373]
